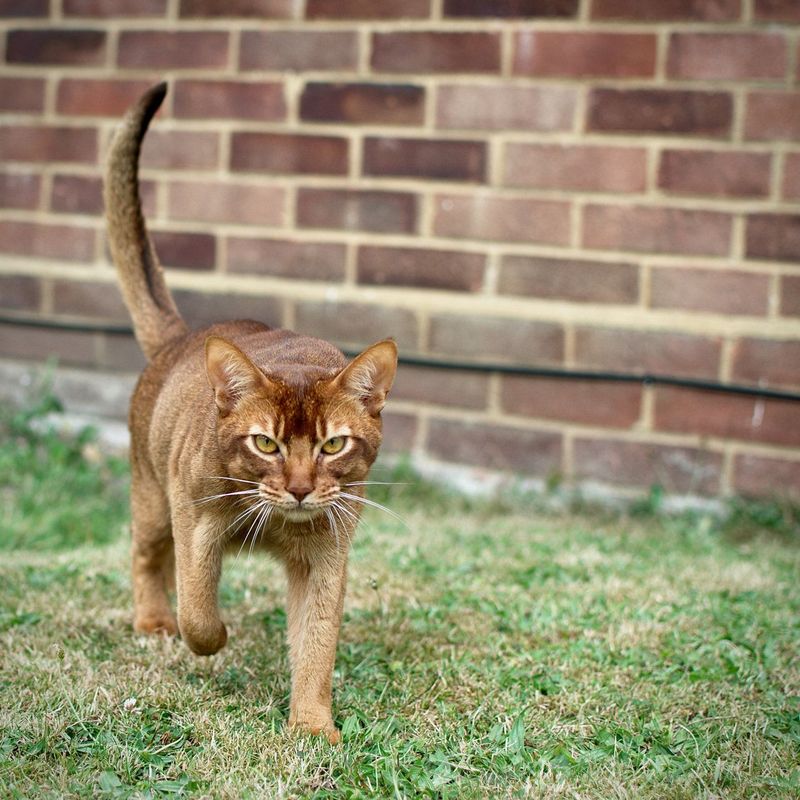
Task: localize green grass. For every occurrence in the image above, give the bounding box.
[1,398,799,798]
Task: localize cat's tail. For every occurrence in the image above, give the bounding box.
[104,82,187,361]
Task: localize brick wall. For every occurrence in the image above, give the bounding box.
[1,0,799,500]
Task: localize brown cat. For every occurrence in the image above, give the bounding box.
[104,83,397,743]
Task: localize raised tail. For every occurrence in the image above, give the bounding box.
[104,82,187,360]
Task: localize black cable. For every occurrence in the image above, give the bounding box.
[2,312,799,403]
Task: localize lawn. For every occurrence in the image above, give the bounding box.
[1,395,799,799]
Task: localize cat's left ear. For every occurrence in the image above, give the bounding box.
[335,339,397,416]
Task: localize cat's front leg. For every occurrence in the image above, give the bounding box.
[285,546,348,744]
[173,513,227,656]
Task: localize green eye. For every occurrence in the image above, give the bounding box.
[254,434,278,454]
[321,436,346,455]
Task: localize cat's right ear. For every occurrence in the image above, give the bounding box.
[205,336,269,416]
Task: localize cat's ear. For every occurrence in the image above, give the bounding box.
[205,336,269,416]
[335,339,397,416]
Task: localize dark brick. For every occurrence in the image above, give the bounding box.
[734,454,800,499]
[174,80,286,121]
[667,33,786,81]
[64,0,167,15]
[168,181,285,227]
[6,28,106,65]
[231,132,348,176]
[502,376,642,428]
[782,153,800,200]
[295,301,418,350]
[180,0,295,15]
[306,0,430,19]
[391,365,489,410]
[100,332,146,372]
[0,170,40,209]
[591,0,740,20]
[444,0,577,16]
[0,0,49,16]
[650,268,769,316]
[52,279,128,320]
[357,245,485,292]
[0,77,45,112]
[753,0,800,22]
[427,418,563,476]
[173,289,282,329]
[0,274,40,310]
[583,204,732,256]
[499,256,639,304]
[51,173,157,217]
[380,412,418,454]
[141,130,219,170]
[240,30,358,71]
[746,214,800,262]
[732,338,800,387]
[429,314,564,365]
[117,30,228,69]
[300,82,424,126]
[56,78,154,117]
[297,189,416,234]
[654,386,800,448]
[0,323,96,367]
[745,92,800,142]
[0,126,97,164]
[363,137,486,182]
[658,149,771,198]
[573,438,722,495]
[575,326,722,379]
[781,275,800,317]
[0,220,95,262]
[227,238,346,282]
[514,31,656,77]
[150,230,215,271]
[587,89,733,137]
[371,32,500,74]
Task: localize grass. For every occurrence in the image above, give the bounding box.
[1,395,799,798]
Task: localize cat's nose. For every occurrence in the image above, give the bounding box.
[289,488,311,503]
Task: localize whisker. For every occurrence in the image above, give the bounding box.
[339,492,407,527]
[332,499,360,527]
[194,488,260,506]
[207,476,262,487]
[326,506,343,553]
[235,500,269,560]
[344,481,409,487]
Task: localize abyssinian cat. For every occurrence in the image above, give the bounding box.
[104,83,397,743]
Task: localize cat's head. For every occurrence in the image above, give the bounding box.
[204,336,397,523]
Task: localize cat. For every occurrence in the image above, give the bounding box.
[104,82,397,743]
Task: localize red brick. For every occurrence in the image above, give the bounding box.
[0,220,95,262]
[52,173,156,216]
[733,454,800,499]
[587,89,732,138]
[381,412,419,454]
[173,288,282,329]
[668,33,786,81]
[297,189,416,234]
[654,386,800,448]
[575,327,722,379]
[0,77,45,112]
[0,170,40,209]
[782,153,800,200]
[56,78,154,117]
[745,213,800,262]
[650,267,769,316]
[6,28,106,65]
[150,230,215,271]
[180,0,296,15]
[168,181,285,227]
[499,256,639,304]
[295,301,418,350]
[573,438,722,495]
[363,137,485,182]
[0,0,49,16]
[731,338,800,387]
[781,275,800,317]
[357,245,485,292]
[64,0,167,15]
[174,80,285,121]
[117,30,228,69]
[52,279,128,320]
[504,143,646,192]
[658,149,770,199]
[101,332,146,372]
[445,0,577,16]
[0,274,40,310]
[306,0,430,19]
[231,132,348,176]
[745,92,800,141]
[583,204,732,257]
[434,193,570,245]
[140,130,219,170]
[436,85,576,132]
[429,314,564,365]
[391,365,489,410]
[591,0,740,20]
[514,31,656,78]
[502,376,642,428]
[239,30,358,71]
[427,418,563,476]
[753,0,800,22]
[371,32,500,74]
[227,238,346,282]
[300,83,424,126]
[0,323,96,367]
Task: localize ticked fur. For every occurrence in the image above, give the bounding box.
[105,84,397,743]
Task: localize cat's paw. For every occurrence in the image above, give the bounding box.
[289,711,340,744]
[179,616,227,656]
[134,613,178,637]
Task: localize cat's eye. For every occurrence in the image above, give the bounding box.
[321,436,346,455]
[254,434,278,454]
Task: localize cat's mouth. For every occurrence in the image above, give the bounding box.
[278,505,325,523]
